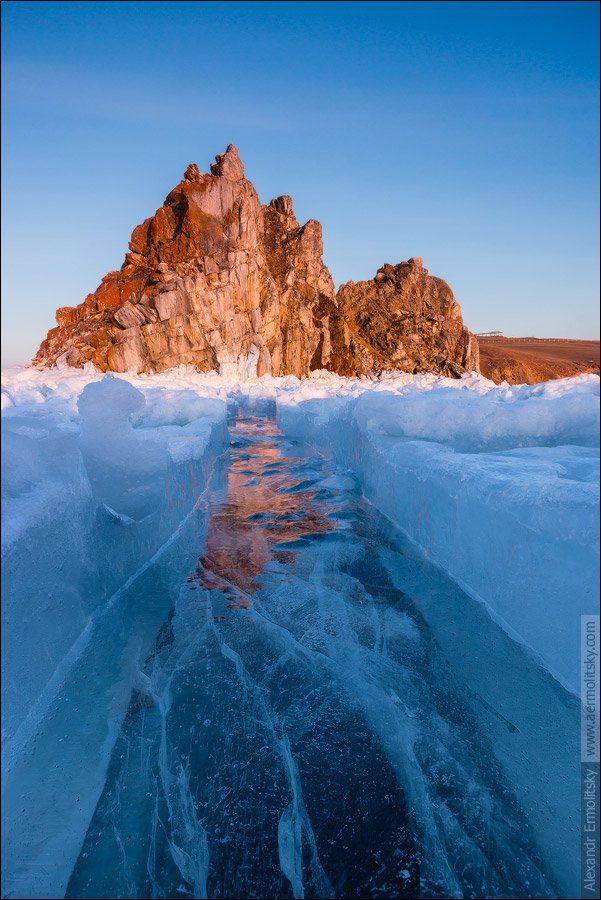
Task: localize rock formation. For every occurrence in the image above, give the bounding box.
[34,145,479,378]
[334,259,479,376]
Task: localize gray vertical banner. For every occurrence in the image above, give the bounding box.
[581,614,600,897]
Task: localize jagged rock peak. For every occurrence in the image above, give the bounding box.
[33,144,479,380]
[268,195,299,232]
[183,163,201,181]
[270,195,294,216]
[210,143,245,180]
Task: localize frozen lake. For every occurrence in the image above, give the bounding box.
[60,407,579,899]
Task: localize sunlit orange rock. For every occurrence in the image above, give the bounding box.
[33,144,479,378]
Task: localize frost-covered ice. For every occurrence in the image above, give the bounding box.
[1,363,598,898]
[2,368,227,898]
[275,370,600,693]
[3,364,598,699]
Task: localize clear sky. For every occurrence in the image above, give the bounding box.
[2,1,599,364]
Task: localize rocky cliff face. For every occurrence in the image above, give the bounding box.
[34,145,479,378]
[335,259,479,376]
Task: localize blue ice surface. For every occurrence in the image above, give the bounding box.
[1,371,597,898]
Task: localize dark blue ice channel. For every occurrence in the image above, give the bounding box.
[7,406,581,898]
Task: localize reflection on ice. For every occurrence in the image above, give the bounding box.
[65,411,578,899]
[193,417,332,603]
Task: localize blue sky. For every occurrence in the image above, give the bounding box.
[2,1,599,364]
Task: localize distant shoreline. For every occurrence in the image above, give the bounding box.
[478,336,600,344]
[478,337,600,384]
